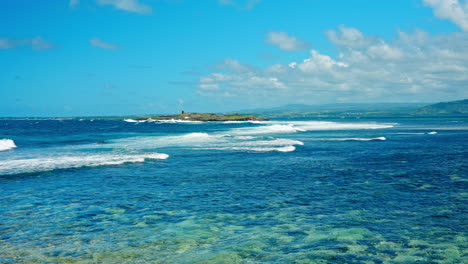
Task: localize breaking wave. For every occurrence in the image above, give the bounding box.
[0,139,16,151]
[207,145,297,152]
[124,119,146,123]
[0,152,169,175]
[105,133,303,153]
[276,121,393,131]
[229,124,306,135]
[313,137,387,141]
[225,121,394,135]
[394,131,437,135]
[124,118,204,124]
[155,119,203,124]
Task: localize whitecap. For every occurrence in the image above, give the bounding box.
[207,145,296,152]
[229,124,306,135]
[0,152,169,175]
[288,121,394,131]
[427,131,437,135]
[224,121,394,136]
[394,132,425,135]
[0,139,16,151]
[155,119,203,124]
[313,137,386,141]
[104,133,303,153]
[124,119,138,123]
[222,121,257,124]
[257,120,393,129]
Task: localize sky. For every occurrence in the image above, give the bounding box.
[1,0,468,116]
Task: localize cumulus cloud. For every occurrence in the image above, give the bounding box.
[423,0,468,31]
[0,37,53,50]
[266,31,310,51]
[90,38,119,49]
[326,24,373,47]
[97,0,152,14]
[197,25,468,104]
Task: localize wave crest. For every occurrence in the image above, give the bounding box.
[0,139,16,151]
[229,124,305,135]
[0,153,168,175]
[313,137,386,141]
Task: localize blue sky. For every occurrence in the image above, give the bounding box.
[1,0,468,116]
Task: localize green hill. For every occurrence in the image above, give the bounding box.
[235,100,467,118]
[412,99,468,115]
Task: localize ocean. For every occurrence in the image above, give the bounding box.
[0,118,466,263]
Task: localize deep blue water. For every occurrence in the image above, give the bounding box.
[0,118,467,263]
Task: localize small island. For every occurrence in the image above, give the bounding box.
[140,112,269,122]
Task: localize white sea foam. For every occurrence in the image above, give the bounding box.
[124,118,163,123]
[427,131,437,134]
[177,132,214,140]
[222,121,257,124]
[225,138,304,146]
[101,133,223,150]
[229,124,306,135]
[124,119,144,123]
[208,145,297,152]
[286,121,394,131]
[350,137,386,141]
[104,132,303,153]
[0,152,169,175]
[155,119,203,124]
[394,132,425,135]
[0,139,16,151]
[312,137,386,141]
[225,121,394,135]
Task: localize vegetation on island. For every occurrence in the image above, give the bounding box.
[147,112,269,121]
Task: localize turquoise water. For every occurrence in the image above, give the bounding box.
[0,118,467,263]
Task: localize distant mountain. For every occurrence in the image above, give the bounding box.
[235,102,427,118]
[413,99,468,115]
[239,103,425,114]
[234,100,467,118]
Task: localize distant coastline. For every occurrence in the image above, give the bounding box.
[1,99,466,120]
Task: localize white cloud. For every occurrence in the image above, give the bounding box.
[326,25,372,47]
[423,0,468,31]
[215,58,254,73]
[298,50,348,73]
[97,0,152,14]
[367,43,403,60]
[197,26,468,105]
[266,31,310,51]
[90,38,119,49]
[0,37,53,50]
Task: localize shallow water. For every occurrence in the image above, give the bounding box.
[0,118,467,263]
